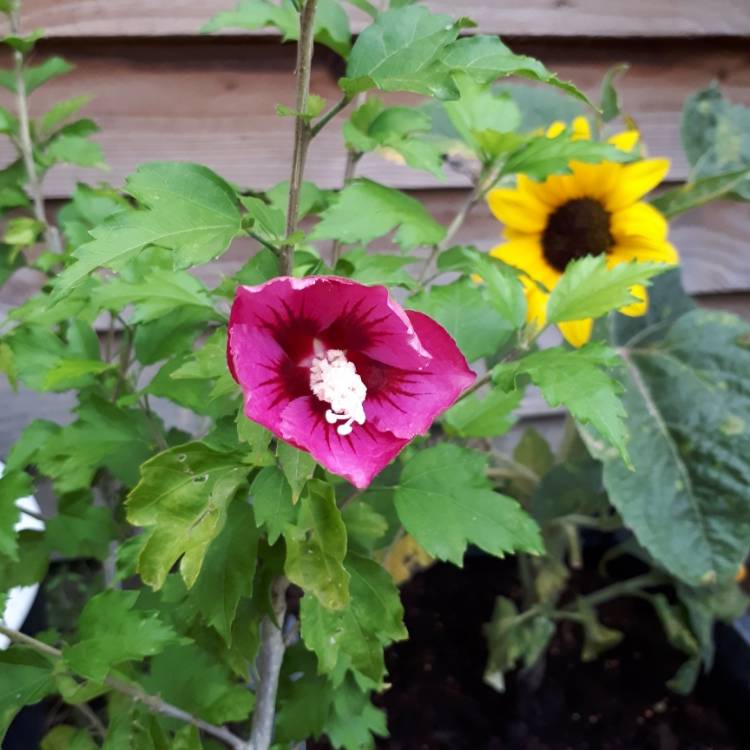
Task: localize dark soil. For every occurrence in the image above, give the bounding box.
[372,555,744,750]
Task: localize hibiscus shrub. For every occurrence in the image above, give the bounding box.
[1,0,750,747]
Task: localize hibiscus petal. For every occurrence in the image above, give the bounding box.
[229,325,301,430]
[280,396,408,489]
[308,278,431,370]
[360,312,476,439]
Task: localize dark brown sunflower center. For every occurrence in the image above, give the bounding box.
[541,198,614,272]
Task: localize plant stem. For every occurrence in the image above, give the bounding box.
[248,576,290,750]
[9,5,62,255]
[280,0,319,275]
[0,624,248,750]
[310,93,351,138]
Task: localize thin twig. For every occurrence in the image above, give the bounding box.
[9,5,63,255]
[330,149,363,266]
[310,93,351,138]
[249,576,290,750]
[279,0,319,275]
[248,231,281,256]
[0,624,248,750]
[73,701,107,740]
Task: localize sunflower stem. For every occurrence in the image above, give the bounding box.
[9,2,62,255]
[280,0,318,275]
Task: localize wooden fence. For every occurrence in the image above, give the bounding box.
[0,0,749,452]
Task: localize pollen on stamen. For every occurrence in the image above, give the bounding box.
[310,348,367,436]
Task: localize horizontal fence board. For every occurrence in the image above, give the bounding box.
[14,0,750,39]
[1,40,749,194]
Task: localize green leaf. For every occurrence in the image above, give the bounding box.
[483,596,554,692]
[336,247,420,289]
[0,649,55,742]
[443,74,521,162]
[203,0,351,58]
[323,677,387,749]
[503,133,631,181]
[394,444,542,565]
[341,5,469,99]
[55,163,242,295]
[650,170,750,219]
[342,502,388,552]
[599,63,629,123]
[44,134,106,169]
[39,95,90,135]
[496,343,629,461]
[284,480,349,609]
[598,310,750,586]
[0,56,73,94]
[443,387,521,438]
[236,411,275,465]
[251,466,295,544]
[92,269,216,323]
[126,442,250,590]
[0,530,48,588]
[3,216,43,246]
[408,279,513,361]
[45,492,117,561]
[142,644,253,724]
[441,35,589,104]
[300,554,406,687]
[191,499,259,644]
[41,726,97,750]
[575,598,623,662]
[311,179,445,250]
[41,358,112,391]
[682,84,750,200]
[277,440,317,502]
[546,255,671,324]
[2,29,44,56]
[343,98,444,176]
[0,469,32,561]
[63,589,180,682]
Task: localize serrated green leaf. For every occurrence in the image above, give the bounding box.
[503,133,631,181]
[203,0,351,58]
[408,279,513,361]
[336,247,420,289]
[44,134,106,169]
[191,499,259,644]
[441,35,589,104]
[682,84,750,200]
[650,170,750,219]
[45,492,117,561]
[55,163,241,295]
[39,95,90,135]
[496,343,629,461]
[599,63,629,123]
[311,178,445,249]
[599,310,750,586]
[394,444,542,565]
[126,442,250,590]
[92,269,216,323]
[0,56,73,94]
[277,440,317,502]
[443,387,521,438]
[0,469,31,561]
[284,480,349,609]
[0,530,48,589]
[41,725,97,750]
[342,502,388,552]
[341,5,467,99]
[323,676,387,750]
[3,216,43,246]
[300,554,406,687]
[251,466,295,544]
[63,589,181,682]
[0,649,56,742]
[546,255,671,324]
[42,358,112,391]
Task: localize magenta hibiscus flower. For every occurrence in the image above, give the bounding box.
[228,276,475,488]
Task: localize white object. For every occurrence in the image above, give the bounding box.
[0,460,44,649]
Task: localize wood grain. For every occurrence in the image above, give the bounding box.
[13,0,750,39]
[1,39,748,195]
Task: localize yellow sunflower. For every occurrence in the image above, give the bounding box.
[487,116,678,347]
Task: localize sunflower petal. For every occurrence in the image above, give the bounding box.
[490,239,560,292]
[619,284,649,317]
[520,275,549,328]
[610,201,669,241]
[546,121,566,138]
[570,116,592,141]
[609,237,679,265]
[608,130,640,152]
[487,187,549,233]
[605,158,671,211]
[568,161,622,203]
[559,318,594,348]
